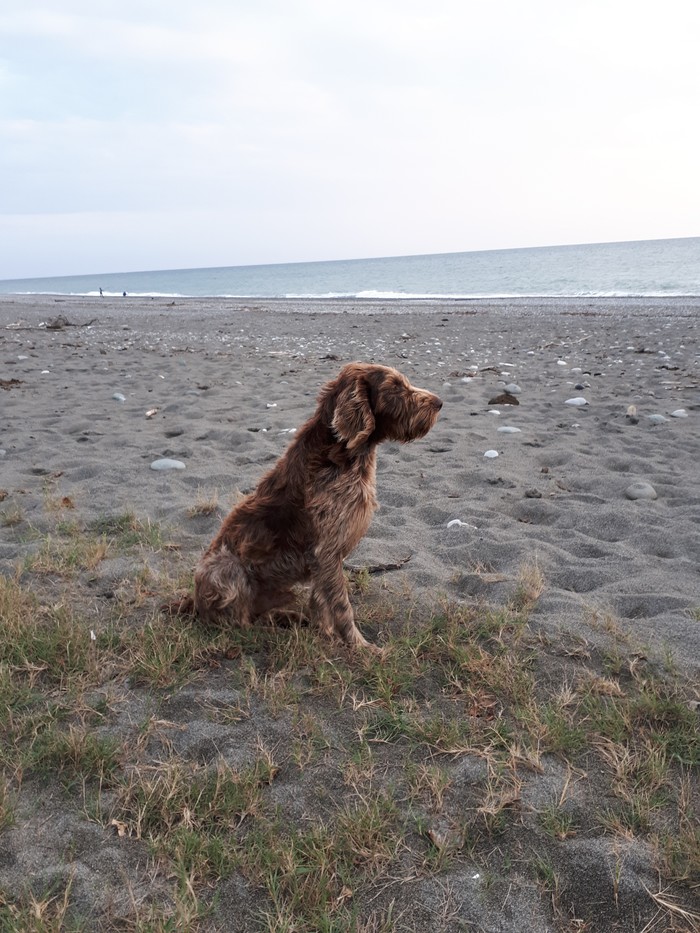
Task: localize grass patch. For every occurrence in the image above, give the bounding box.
[0,524,698,931]
[89,510,166,551]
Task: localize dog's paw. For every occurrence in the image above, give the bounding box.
[161,595,194,616]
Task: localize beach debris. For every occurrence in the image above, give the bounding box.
[150,458,186,471]
[447,518,477,529]
[670,409,688,418]
[112,392,126,402]
[503,383,521,394]
[625,481,657,501]
[557,360,568,366]
[647,413,668,424]
[145,408,160,419]
[42,315,97,330]
[484,449,499,458]
[565,397,588,406]
[497,426,521,433]
[266,403,277,408]
[488,392,519,406]
[345,553,413,576]
[626,405,639,424]
[0,379,23,390]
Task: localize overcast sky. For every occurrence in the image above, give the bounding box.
[1,1,698,279]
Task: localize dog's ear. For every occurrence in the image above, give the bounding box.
[331,375,374,451]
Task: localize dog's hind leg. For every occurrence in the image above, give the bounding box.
[194,547,254,627]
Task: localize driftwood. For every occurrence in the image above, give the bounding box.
[345,553,413,577]
[44,315,97,330]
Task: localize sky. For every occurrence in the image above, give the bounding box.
[0,1,698,280]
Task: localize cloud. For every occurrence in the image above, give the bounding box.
[0,0,698,278]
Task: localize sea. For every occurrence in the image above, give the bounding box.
[0,236,698,301]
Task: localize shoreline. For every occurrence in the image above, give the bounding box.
[3,292,700,315]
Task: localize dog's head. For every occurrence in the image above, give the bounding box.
[321,362,442,451]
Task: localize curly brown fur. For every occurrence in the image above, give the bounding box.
[172,362,442,649]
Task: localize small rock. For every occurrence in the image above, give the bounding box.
[150,458,186,471]
[112,392,126,402]
[524,488,542,498]
[489,392,519,406]
[497,426,521,434]
[625,481,657,501]
[670,409,688,418]
[484,450,499,458]
[647,414,668,424]
[574,383,585,391]
[504,383,521,395]
[565,397,588,406]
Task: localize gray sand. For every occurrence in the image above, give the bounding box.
[3,294,699,665]
[1,294,699,930]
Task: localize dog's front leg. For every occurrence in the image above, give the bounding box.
[309,555,372,649]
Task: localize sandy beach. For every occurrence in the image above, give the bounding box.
[1,294,699,930]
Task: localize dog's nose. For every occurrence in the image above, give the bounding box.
[434,396,443,410]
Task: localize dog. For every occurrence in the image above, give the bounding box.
[173,362,442,650]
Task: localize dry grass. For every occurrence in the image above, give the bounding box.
[186,488,220,518]
[0,522,698,932]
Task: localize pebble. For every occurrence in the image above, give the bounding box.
[557,360,567,366]
[647,414,668,424]
[574,383,585,391]
[625,481,657,501]
[447,519,477,530]
[504,383,521,394]
[112,392,126,402]
[0,449,6,458]
[484,450,499,458]
[565,397,588,406]
[670,409,688,418]
[497,426,521,433]
[150,458,186,471]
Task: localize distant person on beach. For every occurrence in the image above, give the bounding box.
[99,287,103,297]
[122,291,127,297]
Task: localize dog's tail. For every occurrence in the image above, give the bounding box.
[162,594,196,616]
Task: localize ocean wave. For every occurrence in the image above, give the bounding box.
[5,289,699,301]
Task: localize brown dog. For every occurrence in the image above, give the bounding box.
[176,362,442,649]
